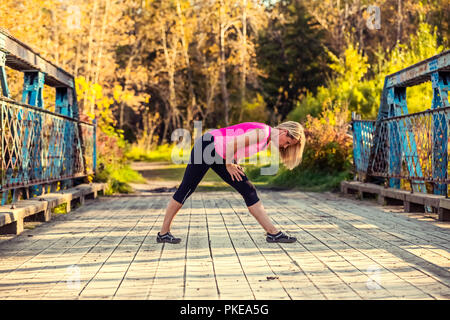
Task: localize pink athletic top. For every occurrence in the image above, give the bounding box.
[208,122,272,161]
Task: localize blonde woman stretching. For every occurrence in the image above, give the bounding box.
[157,121,306,244]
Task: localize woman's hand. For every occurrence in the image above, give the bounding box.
[226,163,245,181]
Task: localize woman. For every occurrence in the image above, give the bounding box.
[157,121,306,244]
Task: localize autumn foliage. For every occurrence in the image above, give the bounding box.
[302,106,353,173]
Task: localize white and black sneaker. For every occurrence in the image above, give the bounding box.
[266,231,296,243]
[156,232,182,244]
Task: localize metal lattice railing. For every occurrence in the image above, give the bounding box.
[356,107,450,184]
[351,50,450,196]
[79,121,96,175]
[0,30,97,204]
[0,98,96,192]
[351,119,375,177]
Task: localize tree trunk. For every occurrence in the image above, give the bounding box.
[176,0,198,128]
[397,0,403,43]
[51,8,59,65]
[84,0,99,115]
[219,0,230,126]
[161,21,179,142]
[238,0,247,122]
[94,0,111,85]
[119,30,144,129]
[357,0,364,51]
[74,33,82,79]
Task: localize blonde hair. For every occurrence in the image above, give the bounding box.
[275,121,306,170]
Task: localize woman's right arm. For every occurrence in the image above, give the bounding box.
[224,128,265,181]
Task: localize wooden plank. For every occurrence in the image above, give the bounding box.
[265,194,424,299]
[1,186,447,300]
[214,194,290,300]
[183,193,219,299]
[312,191,447,243]
[0,183,106,235]
[316,192,450,254]
[227,192,325,299]
[438,198,450,210]
[342,181,450,219]
[380,187,410,201]
[404,192,442,208]
[112,196,169,299]
[298,192,450,299]
[146,195,191,299]
[77,197,162,299]
[35,183,106,212]
[0,197,127,299]
[0,200,105,278]
[260,192,372,299]
[40,197,138,299]
[0,196,112,275]
[202,192,254,300]
[0,200,48,234]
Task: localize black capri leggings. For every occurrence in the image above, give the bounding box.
[172,132,260,207]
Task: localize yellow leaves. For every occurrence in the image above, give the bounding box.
[75,76,90,100]
[208,43,220,55]
[407,82,433,114]
[327,42,369,84]
[112,84,147,108]
[75,76,114,124]
[113,84,122,102]
[86,111,95,120]
[303,103,352,171]
[240,93,269,123]
[179,0,191,12]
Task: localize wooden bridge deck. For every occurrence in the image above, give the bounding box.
[0,189,449,300]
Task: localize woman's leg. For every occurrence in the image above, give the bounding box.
[160,135,212,235]
[210,163,279,234]
[160,198,183,235]
[160,161,210,234]
[247,200,279,234]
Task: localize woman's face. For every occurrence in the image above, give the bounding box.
[278,129,299,150]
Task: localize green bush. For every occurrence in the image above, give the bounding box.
[245,163,351,192]
[94,162,146,195]
[125,143,189,163]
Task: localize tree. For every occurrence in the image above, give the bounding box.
[256,0,329,122]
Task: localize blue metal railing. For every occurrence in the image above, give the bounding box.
[0,30,96,205]
[351,50,450,196]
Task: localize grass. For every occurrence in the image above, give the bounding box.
[137,162,236,191]
[137,163,226,182]
[94,162,147,195]
[270,169,351,192]
[125,144,183,162]
[246,164,351,192]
